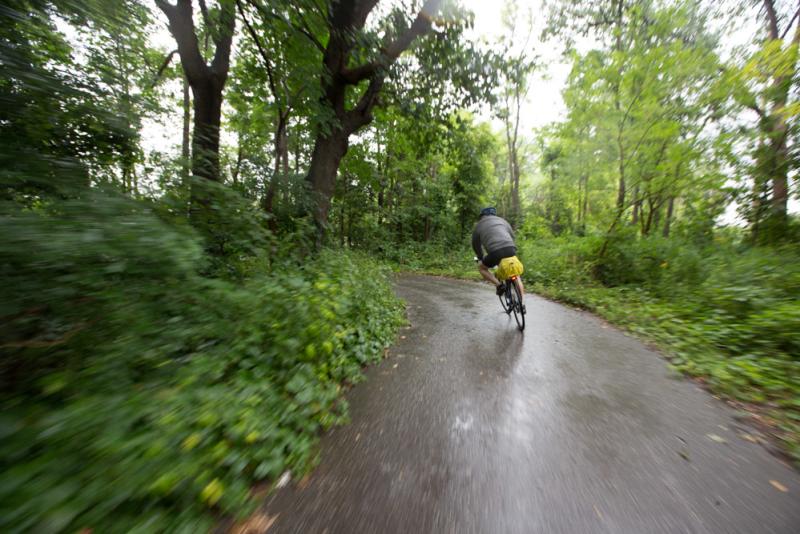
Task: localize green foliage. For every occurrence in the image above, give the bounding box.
[380,240,476,278]
[329,109,498,249]
[0,193,404,532]
[594,230,707,292]
[516,235,599,289]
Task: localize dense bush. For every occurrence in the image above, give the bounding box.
[516,235,599,289]
[380,240,476,277]
[592,230,708,293]
[0,194,404,532]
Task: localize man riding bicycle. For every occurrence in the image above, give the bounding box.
[472,207,524,299]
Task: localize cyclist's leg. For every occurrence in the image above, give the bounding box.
[478,261,501,286]
[514,276,524,297]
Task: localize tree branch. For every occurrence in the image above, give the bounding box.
[150,48,179,87]
[246,0,325,53]
[345,77,384,132]
[763,0,780,39]
[198,0,211,29]
[340,0,444,84]
[210,0,236,74]
[287,1,326,52]
[154,0,176,16]
[792,5,800,45]
[236,0,277,94]
[781,6,800,40]
[155,0,209,81]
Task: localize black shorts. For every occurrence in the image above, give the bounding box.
[482,246,516,268]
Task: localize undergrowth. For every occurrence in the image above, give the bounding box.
[0,195,405,532]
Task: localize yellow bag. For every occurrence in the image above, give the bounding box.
[496,255,524,281]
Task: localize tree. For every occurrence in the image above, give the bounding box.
[540,0,726,252]
[234,0,319,220]
[735,0,800,242]
[300,0,446,242]
[495,2,537,229]
[155,0,235,187]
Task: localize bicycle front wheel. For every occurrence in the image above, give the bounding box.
[509,278,525,331]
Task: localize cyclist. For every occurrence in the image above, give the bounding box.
[471,207,524,299]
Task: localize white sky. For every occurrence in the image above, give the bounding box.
[461,0,574,134]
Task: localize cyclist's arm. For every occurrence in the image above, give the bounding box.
[505,219,515,241]
[471,230,483,260]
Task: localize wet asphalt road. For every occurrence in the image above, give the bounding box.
[262,274,800,533]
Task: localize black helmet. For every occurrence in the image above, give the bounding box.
[479,207,497,218]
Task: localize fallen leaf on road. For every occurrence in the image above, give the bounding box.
[393,363,398,369]
[355,433,361,442]
[275,471,291,489]
[770,480,788,492]
[230,512,278,534]
[707,433,727,444]
[740,433,758,443]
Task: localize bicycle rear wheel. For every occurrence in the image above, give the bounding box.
[509,278,525,331]
[498,280,512,314]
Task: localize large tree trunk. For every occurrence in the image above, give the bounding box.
[761,106,791,240]
[189,77,224,181]
[643,198,656,236]
[307,131,349,241]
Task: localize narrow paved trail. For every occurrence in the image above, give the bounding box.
[261,274,799,533]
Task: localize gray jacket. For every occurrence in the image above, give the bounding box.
[471,215,515,257]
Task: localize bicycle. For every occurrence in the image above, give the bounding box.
[475,257,526,331]
[499,274,525,331]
